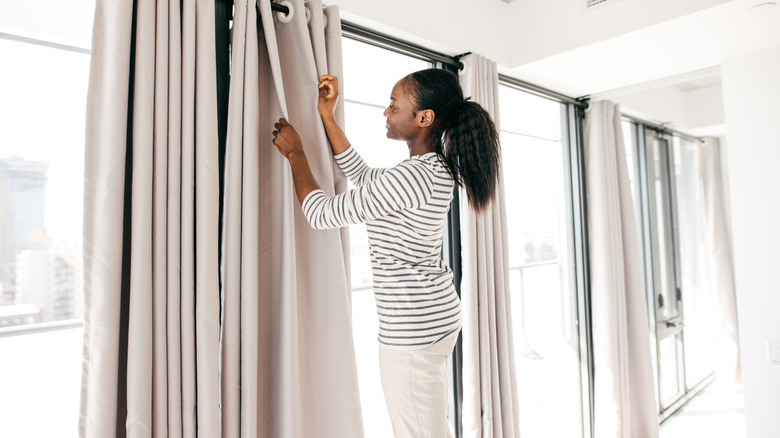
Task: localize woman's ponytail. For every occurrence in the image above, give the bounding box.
[401,69,501,213]
[442,100,500,212]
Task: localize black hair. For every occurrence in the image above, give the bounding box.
[400,69,501,212]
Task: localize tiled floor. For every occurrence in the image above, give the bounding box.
[660,384,746,438]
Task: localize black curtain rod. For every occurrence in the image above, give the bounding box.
[265,2,584,108]
[621,113,703,142]
[500,74,588,109]
[270,1,289,14]
[341,20,463,71]
[221,0,290,14]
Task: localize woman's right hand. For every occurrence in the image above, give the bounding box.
[318,74,339,119]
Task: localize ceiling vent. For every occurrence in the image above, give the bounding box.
[587,0,610,7]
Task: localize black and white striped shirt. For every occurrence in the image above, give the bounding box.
[302,146,461,349]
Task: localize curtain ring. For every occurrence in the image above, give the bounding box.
[305,6,311,24]
[275,1,294,23]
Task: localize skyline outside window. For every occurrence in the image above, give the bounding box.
[0,30,90,438]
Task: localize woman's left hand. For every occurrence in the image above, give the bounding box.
[272,118,303,159]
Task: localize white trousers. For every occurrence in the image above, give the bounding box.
[378,333,459,438]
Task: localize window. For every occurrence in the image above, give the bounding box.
[622,119,717,420]
[671,135,716,389]
[0,29,90,438]
[341,36,432,438]
[498,84,586,437]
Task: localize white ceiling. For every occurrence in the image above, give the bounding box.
[505,0,780,99]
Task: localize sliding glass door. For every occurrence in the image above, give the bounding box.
[672,136,717,394]
[624,122,717,422]
[499,84,586,438]
[643,131,686,411]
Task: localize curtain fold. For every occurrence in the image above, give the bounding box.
[221,1,363,437]
[700,137,741,385]
[82,1,363,436]
[80,0,221,436]
[584,100,658,438]
[458,54,520,438]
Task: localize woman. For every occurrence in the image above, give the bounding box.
[272,69,500,437]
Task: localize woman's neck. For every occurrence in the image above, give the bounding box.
[407,133,435,157]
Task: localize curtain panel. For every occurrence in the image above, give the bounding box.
[80,0,221,436]
[81,0,362,437]
[458,53,520,438]
[584,100,658,438]
[700,137,741,385]
[221,0,362,437]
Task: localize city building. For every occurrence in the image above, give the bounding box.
[0,157,48,304]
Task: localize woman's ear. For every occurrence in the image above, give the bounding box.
[418,109,435,128]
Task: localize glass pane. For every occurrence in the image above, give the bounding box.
[501,85,583,438]
[622,120,643,233]
[498,86,562,142]
[342,37,432,438]
[0,28,90,438]
[0,39,87,319]
[672,136,715,386]
[659,335,683,407]
[647,136,678,322]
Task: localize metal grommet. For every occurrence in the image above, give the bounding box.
[275,1,294,23]
[305,6,311,24]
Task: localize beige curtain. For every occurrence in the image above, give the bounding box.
[80,0,221,436]
[221,1,362,437]
[700,137,741,385]
[584,101,658,438]
[81,0,361,437]
[458,53,520,438]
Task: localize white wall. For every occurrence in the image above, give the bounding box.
[612,86,689,126]
[684,84,725,131]
[607,83,725,134]
[721,45,780,438]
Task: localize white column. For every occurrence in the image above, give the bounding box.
[721,45,780,438]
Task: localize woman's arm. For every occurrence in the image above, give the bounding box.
[272,118,320,205]
[302,159,435,230]
[318,75,351,156]
[319,74,388,186]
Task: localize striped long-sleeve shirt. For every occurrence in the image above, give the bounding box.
[301,146,461,349]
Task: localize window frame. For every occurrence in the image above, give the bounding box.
[621,116,718,425]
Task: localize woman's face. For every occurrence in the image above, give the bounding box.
[383,80,421,141]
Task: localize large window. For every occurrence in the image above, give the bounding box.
[498,84,586,437]
[672,136,716,388]
[0,25,91,438]
[622,120,717,421]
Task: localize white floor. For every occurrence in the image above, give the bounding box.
[660,384,746,438]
